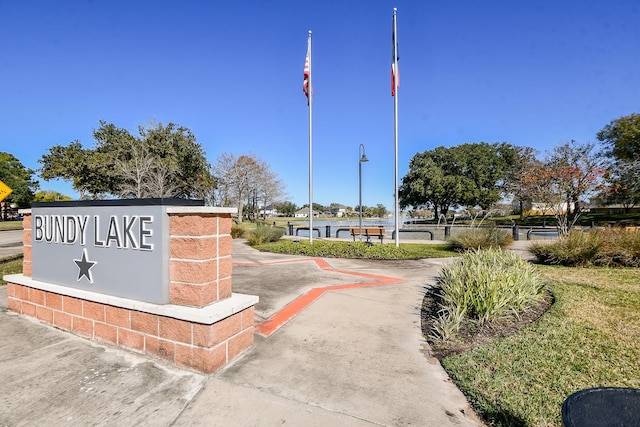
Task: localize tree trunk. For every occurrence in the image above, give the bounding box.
[519,199,524,220]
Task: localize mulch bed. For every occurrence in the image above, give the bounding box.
[421,287,554,360]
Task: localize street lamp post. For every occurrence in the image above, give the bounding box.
[358,144,369,242]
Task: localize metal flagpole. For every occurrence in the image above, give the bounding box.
[393,8,400,247]
[307,31,314,244]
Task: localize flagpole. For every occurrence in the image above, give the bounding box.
[307,30,314,244]
[393,8,400,247]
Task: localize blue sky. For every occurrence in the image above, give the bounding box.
[2,1,639,209]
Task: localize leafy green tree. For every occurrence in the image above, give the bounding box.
[453,142,518,209]
[0,152,39,210]
[33,190,72,202]
[38,142,110,198]
[399,150,469,217]
[597,113,640,162]
[39,121,213,199]
[372,204,388,218]
[274,201,297,216]
[301,202,326,213]
[400,142,516,216]
[597,113,640,211]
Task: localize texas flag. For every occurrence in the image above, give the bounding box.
[392,19,399,97]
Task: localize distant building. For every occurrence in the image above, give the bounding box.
[330,207,347,217]
[259,205,278,218]
[294,207,321,218]
[294,207,310,218]
[528,202,575,216]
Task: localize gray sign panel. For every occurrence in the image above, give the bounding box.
[31,205,170,304]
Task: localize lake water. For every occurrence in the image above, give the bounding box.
[285,220,559,241]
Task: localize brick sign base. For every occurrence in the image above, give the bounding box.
[4,205,258,373]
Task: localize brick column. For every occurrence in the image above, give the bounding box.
[21,212,32,277]
[168,212,234,307]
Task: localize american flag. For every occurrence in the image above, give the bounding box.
[303,37,311,103]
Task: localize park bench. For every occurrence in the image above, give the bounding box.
[349,226,386,243]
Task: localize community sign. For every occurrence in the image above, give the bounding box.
[30,199,202,304]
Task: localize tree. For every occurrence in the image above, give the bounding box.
[213,153,259,222]
[301,202,326,213]
[452,142,519,209]
[256,167,285,219]
[526,141,605,236]
[597,113,640,162]
[38,141,111,198]
[274,201,297,216]
[504,146,540,219]
[596,113,640,211]
[372,204,388,218]
[33,190,72,202]
[548,141,604,217]
[601,160,640,211]
[0,152,39,212]
[399,150,470,217]
[399,143,517,216]
[212,152,285,223]
[39,121,213,199]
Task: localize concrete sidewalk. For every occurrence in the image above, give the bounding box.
[0,239,488,426]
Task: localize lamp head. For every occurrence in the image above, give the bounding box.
[359,144,369,163]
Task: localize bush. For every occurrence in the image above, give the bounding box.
[231,223,247,238]
[449,227,513,252]
[429,249,545,343]
[246,225,286,245]
[530,228,640,267]
[595,228,640,267]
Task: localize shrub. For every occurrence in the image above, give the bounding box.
[246,225,286,245]
[449,227,513,252]
[595,228,640,267]
[429,249,545,343]
[530,228,640,267]
[530,230,601,266]
[231,223,247,238]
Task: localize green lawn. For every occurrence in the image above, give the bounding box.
[0,221,23,231]
[442,266,640,426]
[0,255,23,285]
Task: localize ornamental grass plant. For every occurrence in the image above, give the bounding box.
[246,224,286,245]
[530,228,640,267]
[449,227,513,252]
[230,223,247,238]
[429,249,546,343]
